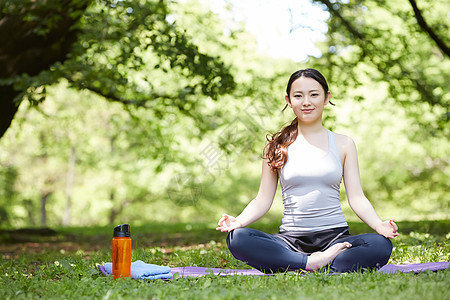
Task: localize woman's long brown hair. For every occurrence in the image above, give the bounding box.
[264,69,330,172]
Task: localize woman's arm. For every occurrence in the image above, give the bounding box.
[216,158,278,232]
[341,135,399,238]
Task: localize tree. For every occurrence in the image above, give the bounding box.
[0,0,296,226]
[0,0,235,138]
[313,0,449,133]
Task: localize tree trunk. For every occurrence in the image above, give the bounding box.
[63,146,76,226]
[108,190,133,225]
[0,86,21,139]
[24,199,36,226]
[0,1,88,138]
[108,190,117,225]
[40,192,51,226]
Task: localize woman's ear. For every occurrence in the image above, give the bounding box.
[285,95,292,107]
[324,91,331,106]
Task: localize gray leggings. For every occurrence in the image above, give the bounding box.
[226,228,393,273]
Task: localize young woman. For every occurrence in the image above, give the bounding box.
[216,68,399,273]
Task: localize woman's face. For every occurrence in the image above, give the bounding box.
[285,76,331,124]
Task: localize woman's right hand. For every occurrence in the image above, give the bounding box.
[216,213,242,232]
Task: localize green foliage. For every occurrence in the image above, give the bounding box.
[0,0,294,226]
[333,83,449,221]
[1,73,448,225]
[0,0,236,138]
[0,0,448,226]
[314,0,449,133]
[64,0,236,101]
[0,166,18,224]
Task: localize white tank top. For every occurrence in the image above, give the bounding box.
[279,130,348,233]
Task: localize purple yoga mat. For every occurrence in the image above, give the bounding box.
[378,262,449,274]
[169,266,270,277]
[98,262,449,279]
[97,265,268,278]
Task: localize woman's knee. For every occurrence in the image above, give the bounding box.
[365,234,393,259]
[331,234,393,272]
[226,228,253,251]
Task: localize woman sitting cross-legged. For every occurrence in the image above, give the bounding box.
[216,68,399,273]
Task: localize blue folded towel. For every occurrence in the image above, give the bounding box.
[104,260,172,280]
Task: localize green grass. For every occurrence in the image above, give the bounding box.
[0,220,449,299]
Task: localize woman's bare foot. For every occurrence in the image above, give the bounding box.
[305,242,352,271]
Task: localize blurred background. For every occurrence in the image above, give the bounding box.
[0,0,448,228]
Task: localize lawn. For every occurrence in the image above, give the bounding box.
[0,220,448,299]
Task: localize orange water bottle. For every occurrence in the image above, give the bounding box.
[112,224,131,279]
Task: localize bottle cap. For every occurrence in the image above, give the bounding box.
[113,224,131,237]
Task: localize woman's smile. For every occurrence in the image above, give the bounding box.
[301,108,314,114]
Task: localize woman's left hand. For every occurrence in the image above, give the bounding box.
[375,219,399,239]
